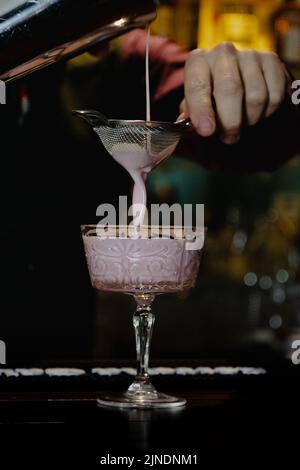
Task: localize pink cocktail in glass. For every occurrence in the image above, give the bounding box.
[82,225,204,408]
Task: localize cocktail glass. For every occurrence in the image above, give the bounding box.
[81,225,204,409]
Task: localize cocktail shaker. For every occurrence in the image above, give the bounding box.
[0,0,157,82]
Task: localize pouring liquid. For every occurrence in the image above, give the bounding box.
[146,26,151,123]
[128,26,151,227]
[110,27,153,228]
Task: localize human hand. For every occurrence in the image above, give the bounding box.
[182,43,288,144]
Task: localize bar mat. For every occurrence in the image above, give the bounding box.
[0,366,266,378]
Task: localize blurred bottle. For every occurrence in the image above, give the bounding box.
[224,207,249,281]
[174,0,199,49]
[152,0,199,49]
[199,0,281,51]
[272,0,300,72]
[206,206,249,281]
[246,194,299,278]
[243,200,298,353]
[151,0,176,42]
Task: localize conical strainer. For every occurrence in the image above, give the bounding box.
[73,110,191,168]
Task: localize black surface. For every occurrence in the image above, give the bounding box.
[0,360,298,466]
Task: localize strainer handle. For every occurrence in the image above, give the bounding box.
[72,109,110,127]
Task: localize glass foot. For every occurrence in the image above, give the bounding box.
[97,392,187,409]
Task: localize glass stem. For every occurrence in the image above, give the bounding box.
[127,294,156,395]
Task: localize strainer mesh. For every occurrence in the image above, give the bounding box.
[94,123,183,161]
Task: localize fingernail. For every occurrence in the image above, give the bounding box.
[196,118,214,136]
[176,112,187,122]
[222,134,240,145]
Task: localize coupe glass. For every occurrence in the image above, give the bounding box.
[81,225,204,409]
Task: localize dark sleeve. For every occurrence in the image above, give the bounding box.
[177,95,300,172]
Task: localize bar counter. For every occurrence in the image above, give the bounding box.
[0,359,298,465]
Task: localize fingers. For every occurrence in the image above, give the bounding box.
[183,43,287,144]
[176,111,187,122]
[176,100,188,122]
[179,99,187,114]
[260,52,287,118]
[210,43,244,144]
[185,49,216,136]
[238,50,268,126]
